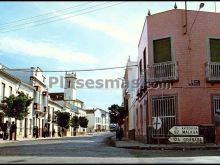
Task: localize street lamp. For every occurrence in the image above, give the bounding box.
[188,3,205,51]
[189,3,205,34]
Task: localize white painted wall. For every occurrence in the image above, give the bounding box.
[126,60,138,131]
[86,113,95,132]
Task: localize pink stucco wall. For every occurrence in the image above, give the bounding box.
[137,9,220,139]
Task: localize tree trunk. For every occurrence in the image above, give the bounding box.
[15,119,17,141]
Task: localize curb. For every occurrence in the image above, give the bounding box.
[0,133,100,144]
[113,140,220,150]
[116,145,220,150]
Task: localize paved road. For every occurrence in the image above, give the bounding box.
[0,132,220,164]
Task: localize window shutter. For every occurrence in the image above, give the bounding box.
[153,38,171,63]
[210,39,220,62]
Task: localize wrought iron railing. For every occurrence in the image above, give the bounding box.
[147,61,178,82]
[206,62,220,81]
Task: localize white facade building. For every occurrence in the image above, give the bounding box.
[4,66,48,138]
[0,65,35,139]
[123,57,137,140]
[86,108,110,133]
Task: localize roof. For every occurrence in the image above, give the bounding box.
[75,99,84,103]
[48,99,64,109]
[85,109,95,114]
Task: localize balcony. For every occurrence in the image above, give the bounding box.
[147,61,178,83]
[33,103,40,111]
[206,62,220,82]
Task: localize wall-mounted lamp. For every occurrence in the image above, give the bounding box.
[189,3,205,34]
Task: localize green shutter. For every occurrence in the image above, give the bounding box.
[210,39,220,62]
[153,38,171,63]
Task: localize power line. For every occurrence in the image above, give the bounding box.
[0,2,124,34]
[0,1,94,27]
[1,65,137,73]
[0,2,110,31]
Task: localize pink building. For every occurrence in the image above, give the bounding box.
[137,8,220,144]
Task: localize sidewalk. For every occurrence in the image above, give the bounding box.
[0,132,105,144]
[111,136,220,150]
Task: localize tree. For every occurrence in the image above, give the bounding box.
[1,91,33,140]
[108,104,126,126]
[70,115,79,136]
[56,111,70,136]
[78,116,89,129]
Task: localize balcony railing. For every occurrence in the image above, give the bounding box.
[206,62,220,81]
[147,61,178,82]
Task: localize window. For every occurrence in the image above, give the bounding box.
[152,95,176,138]
[1,83,5,100]
[212,95,220,124]
[143,48,147,81]
[9,86,12,96]
[139,60,142,76]
[153,37,171,63]
[68,81,71,88]
[210,39,220,62]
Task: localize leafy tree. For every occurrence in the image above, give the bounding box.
[70,115,79,136]
[1,91,33,140]
[56,111,70,130]
[78,116,89,128]
[108,104,126,126]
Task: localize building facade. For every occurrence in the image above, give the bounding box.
[137,9,220,144]
[0,64,35,139]
[86,108,110,133]
[49,72,87,135]
[122,57,138,140]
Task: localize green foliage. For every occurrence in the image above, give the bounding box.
[56,111,70,129]
[70,115,79,130]
[78,116,89,128]
[1,91,33,120]
[108,104,125,125]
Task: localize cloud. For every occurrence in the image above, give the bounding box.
[61,14,137,46]
[0,37,98,64]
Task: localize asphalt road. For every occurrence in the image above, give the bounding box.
[0,132,220,164]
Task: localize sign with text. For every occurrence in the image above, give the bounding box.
[168,137,204,143]
[169,126,199,135]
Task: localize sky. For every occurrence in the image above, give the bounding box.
[0,1,219,110]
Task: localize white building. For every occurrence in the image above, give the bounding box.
[123,57,137,140]
[0,64,35,139]
[47,99,64,137]
[7,66,48,138]
[86,108,110,133]
[49,72,87,135]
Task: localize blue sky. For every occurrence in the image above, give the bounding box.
[0,1,218,110]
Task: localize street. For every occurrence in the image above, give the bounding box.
[0,132,220,164]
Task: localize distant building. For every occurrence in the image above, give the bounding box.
[49,72,87,135]
[85,108,110,133]
[122,57,137,140]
